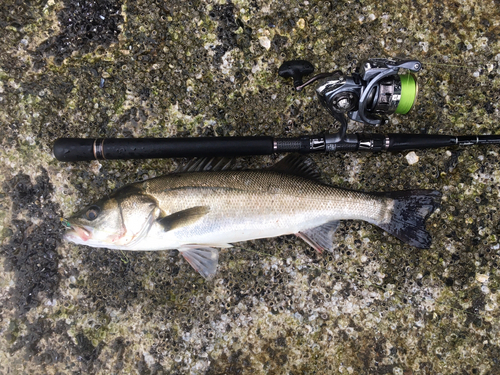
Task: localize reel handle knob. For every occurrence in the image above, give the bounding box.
[278,60,315,90]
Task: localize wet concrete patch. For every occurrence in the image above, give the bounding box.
[2,169,62,317]
[34,0,123,67]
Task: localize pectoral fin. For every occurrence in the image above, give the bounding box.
[297,220,340,253]
[158,206,210,231]
[178,246,219,280]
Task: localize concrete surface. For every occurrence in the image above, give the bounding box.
[1,0,500,373]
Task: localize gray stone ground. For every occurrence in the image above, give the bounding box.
[1,0,500,374]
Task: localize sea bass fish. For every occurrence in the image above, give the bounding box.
[63,155,440,279]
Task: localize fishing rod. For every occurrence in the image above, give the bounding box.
[53,58,500,162]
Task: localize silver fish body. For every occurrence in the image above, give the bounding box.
[64,155,440,279]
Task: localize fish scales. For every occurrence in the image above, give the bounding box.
[140,170,389,241]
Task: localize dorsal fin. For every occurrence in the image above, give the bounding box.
[175,157,234,173]
[270,154,323,182]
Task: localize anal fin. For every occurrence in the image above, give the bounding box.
[297,220,340,253]
[178,245,219,280]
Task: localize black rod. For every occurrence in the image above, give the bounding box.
[53,133,500,162]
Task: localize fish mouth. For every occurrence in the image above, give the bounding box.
[62,220,92,242]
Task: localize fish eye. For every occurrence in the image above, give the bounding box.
[85,206,100,221]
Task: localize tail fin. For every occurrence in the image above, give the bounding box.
[376,190,441,249]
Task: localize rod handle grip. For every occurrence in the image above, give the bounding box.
[53,137,276,161]
[53,138,96,161]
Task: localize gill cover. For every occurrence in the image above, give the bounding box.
[65,185,159,247]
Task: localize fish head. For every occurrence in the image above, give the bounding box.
[63,187,159,248]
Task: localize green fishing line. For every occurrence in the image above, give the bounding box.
[395,73,417,114]
[60,218,71,228]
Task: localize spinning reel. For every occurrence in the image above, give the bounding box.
[279,58,421,126]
